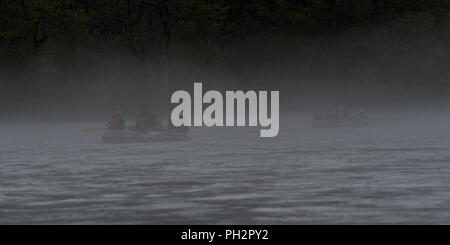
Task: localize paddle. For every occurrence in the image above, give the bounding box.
[81,128,107,133]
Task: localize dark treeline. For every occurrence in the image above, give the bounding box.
[0,0,449,120]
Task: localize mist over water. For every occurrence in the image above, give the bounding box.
[1,110,449,224]
[1,0,449,225]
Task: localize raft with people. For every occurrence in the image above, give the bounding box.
[312,107,370,128]
[101,106,191,144]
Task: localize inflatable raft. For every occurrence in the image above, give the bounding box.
[102,130,191,143]
[312,119,370,128]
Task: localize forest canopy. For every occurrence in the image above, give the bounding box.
[0,0,449,119]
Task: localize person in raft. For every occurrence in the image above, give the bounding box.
[129,106,162,133]
[107,110,126,130]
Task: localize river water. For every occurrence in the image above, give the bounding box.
[1,112,450,224]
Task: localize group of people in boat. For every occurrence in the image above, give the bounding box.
[107,105,188,134]
[313,106,368,123]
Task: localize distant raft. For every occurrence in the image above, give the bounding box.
[102,130,191,143]
[312,118,370,128]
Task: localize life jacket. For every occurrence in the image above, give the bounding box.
[109,117,122,127]
[136,117,146,126]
